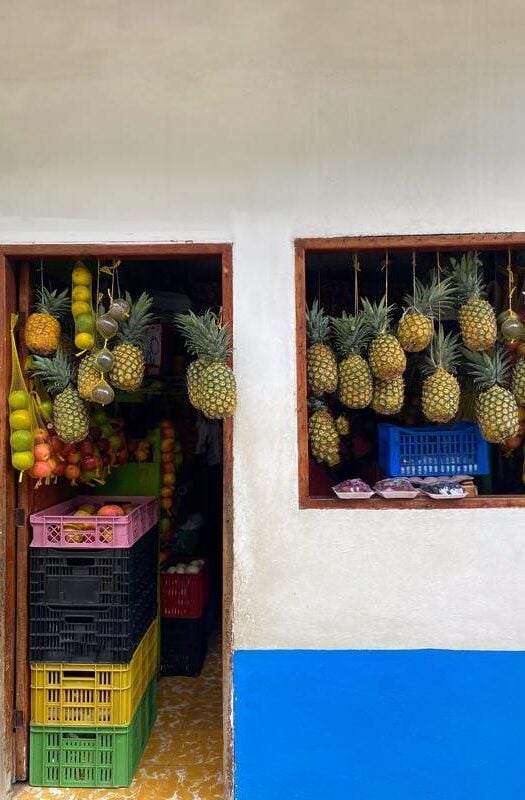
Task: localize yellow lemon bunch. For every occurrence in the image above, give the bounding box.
[72,261,95,352]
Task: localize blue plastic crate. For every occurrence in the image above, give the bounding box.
[378,422,490,477]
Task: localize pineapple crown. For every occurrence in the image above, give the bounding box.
[174,309,231,363]
[360,296,395,336]
[34,286,70,318]
[462,344,512,392]
[30,348,77,395]
[448,251,486,304]
[306,300,332,345]
[115,292,155,350]
[331,311,371,357]
[402,275,456,317]
[421,325,461,377]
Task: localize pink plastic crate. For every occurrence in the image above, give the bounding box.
[30,496,159,549]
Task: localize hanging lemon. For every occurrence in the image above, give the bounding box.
[10,409,32,430]
[75,332,95,351]
[72,285,91,303]
[72,263,92,287]
[8,390,30,410]
[72,300,92,317]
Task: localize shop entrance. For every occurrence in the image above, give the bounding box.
[0,244,233,797]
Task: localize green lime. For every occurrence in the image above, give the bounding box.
[10,410,32,430]
[75,313,95,333]
[11,451,34,471]
[11,430,33,451]
[9,390,29,411]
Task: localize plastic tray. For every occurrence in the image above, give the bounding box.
[160,563,209,619]
[160,617,207,677]
[30,496,159,549]
[29,678,157,787]
[30,527,157,608]
[30,586,157,663]
[31,618,158,726]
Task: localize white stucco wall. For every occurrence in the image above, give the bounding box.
[1,0,525,653]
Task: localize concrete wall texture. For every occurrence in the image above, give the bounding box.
[1,2,525,797]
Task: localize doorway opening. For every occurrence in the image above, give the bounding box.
[0,244,233,798]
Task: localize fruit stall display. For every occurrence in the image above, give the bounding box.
[306,250,525,496]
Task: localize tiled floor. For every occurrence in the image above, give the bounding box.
[13,638,224,800]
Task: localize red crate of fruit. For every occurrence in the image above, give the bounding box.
[160,560,209,619]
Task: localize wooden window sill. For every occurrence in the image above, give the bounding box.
[300,495,525,510]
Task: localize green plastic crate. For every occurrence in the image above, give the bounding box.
[29,678,157,788]
[94,428,162,497]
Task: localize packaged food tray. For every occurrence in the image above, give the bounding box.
[30,496,159,549]
[160,617,207,677]
[29,677,157,787]
[378,422,490,477]
[30,585,157,663]
[31,617,158,726]
[160,562,209,619]
[30,527,157,608]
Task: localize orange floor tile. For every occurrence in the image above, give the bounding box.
[13,637,224,800]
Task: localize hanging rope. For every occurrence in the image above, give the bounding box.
[353,252,360,316]
[39,258,44,296]
[412,250,416,303]
[507,248,515,312]
[383,251,389,307]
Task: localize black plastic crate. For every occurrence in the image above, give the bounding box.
[30,527,157,608]
[160,617,207,677]
[30,584,157,663]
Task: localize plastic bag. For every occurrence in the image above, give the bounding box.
[8,314,34,481]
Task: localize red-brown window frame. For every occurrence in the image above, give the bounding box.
[296,233,525,510]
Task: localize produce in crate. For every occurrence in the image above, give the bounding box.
[30,349,90,444]
[308,400,340,466]
[24,286,70,356]
[332,312,373,408]
[511,359,525,406]
[361,297,406,380]
[397,275,455,352]
[420,326,461,423]
[305,300,338,395]
[108,292,154,391]
[463,346,520,443]
[449,252,497,352]
[71,261,96,352]
[371,376,404,415]
[174,309,236,418]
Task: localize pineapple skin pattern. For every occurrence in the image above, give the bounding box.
[25,314,61,356]
[199,361,237,419]
[337,355,373,409]
[307,343,338,396]
[109,343,145,392]
[476,386,519,443]
[397,312,433,353]
[309,408,340,466]
[422,369,460,423]
[54,387,89,443]
[371,377,404,415]
[459,299,498,352]
[77,352,100,400]
[369,334,406,380]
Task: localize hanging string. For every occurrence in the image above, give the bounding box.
[412,250,416,307]
[353,253,360,316]
[507,248,515,312]
[39,258,44,296]
[317,270,321,306]
[383,251,389,307]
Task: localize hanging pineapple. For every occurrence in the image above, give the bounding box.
[421,326,461,423]
[174,310,236,419]
[511,359,525,406]
[30,349,90,443]
[361,297,406,380]
[308,400,340,466]
[332,312,373,409]
[77,352,101,401]
[371,377,404,416]
[306,300,338,396]
[397,275,455,353]
[449,251,497,351]
[24,286,70,356]
[463,346,519,443]
[334,414,350,436]
[108,292,154,392]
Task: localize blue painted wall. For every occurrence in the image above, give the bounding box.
[233,649,525,800]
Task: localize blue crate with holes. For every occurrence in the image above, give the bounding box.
[378,422,490,478]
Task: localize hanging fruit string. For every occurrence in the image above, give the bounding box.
[353,252,360,316]
[507,248,515,313]
[383,250,389,307]
[411,250,416,307]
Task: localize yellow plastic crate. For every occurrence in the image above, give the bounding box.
[31,617,158,726]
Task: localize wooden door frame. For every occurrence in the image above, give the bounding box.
[0,243,235,797]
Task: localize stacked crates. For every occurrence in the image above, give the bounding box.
[160,558,210,677]
[28,497,159,788]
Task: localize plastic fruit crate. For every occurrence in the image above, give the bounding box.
[30,527,157,608]
[160,617,207,677]
[378,422,490,478]
[29,677,157,787]
[30,496,159,549]
[31,617,158,726]
[30,584,157,663]
[160,562,209,619]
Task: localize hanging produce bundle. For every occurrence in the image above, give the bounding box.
[25,286,70,356]
[305,300,337,395]
[332,312,372,409]
[397,273,455,353]
[174,309,237,419]
[449,251,497,352]
[30,348,90,444]
[420,326,461,423]
[71,261,96,353]
[8,314,34,479]
[108,291,154,392]
[361,297,407,380]
[462,345,519,443]
[308,399,341,466]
